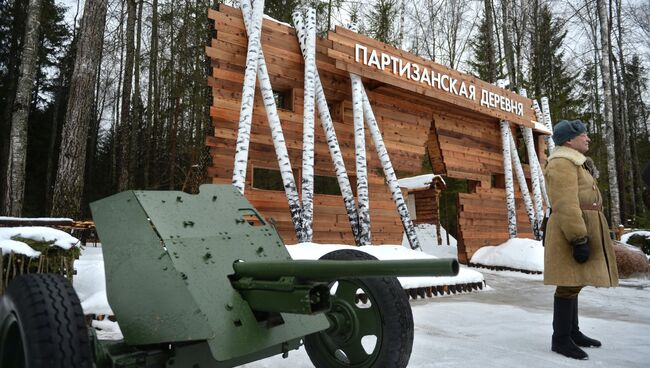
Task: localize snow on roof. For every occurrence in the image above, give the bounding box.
[397,174,445,191]
[263,14,292,28]
[533,121,552,135]
[470,238,544,272]
[0,226,80,256]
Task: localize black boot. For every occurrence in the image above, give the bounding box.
[571,297,601,347]
[552,296,588,359]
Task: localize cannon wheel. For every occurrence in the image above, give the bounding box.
[304,249,414,368]
[0,274,92,368]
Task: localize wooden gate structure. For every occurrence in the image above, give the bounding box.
[206,4,550,262]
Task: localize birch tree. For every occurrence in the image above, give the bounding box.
[51,0,109,218]
[500,121,517,238]
[3,0,43,216]
[597,0,621,226]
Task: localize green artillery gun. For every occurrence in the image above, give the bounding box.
[0,184,458,368]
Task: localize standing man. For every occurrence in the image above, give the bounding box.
[544,120,618,360]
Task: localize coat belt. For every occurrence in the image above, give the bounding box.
[580,203,602,211]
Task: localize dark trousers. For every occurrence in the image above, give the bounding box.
[555,286,583,299]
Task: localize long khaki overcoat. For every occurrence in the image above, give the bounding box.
[543,146,618,287]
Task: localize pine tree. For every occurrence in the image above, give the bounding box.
[527,3,578,119]
[468,6,501,83]
[366,0,399,46]
[624,55,650,222]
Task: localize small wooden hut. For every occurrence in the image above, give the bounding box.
[206,5,549,262]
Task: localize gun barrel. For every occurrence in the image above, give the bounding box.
[233,258,459,281]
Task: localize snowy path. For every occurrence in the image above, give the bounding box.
[240,270,650,367]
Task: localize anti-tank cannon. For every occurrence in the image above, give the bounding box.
[0,184,458,368]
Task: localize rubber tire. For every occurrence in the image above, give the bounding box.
[0,273,92,368]
[304,249,414,368]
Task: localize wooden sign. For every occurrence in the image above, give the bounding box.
[208,5,542,261]
[328,26,536,128]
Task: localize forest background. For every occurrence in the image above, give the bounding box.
[1,0,649,233]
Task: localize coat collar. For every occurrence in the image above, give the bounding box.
[548,146,586,166]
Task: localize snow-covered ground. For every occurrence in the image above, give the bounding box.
[3,224,648,366]
[239,268,650,367]
[70,237,649,367]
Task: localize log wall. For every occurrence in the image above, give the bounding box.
[207,5,547,261]
[412,189,441,225]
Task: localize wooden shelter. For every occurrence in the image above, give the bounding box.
[206,5,549,262]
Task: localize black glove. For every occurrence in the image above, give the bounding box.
[571,236,590,264]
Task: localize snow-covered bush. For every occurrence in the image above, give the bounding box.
[0,227,80,293]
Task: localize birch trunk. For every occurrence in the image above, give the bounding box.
[3,0,43,216]
[240,1,303,239]
[360,88,421,251]
[508,129,538,238]
[518,90,544,230]
[521,126,547,216]
[533,99,554,153]
[597,0,621,226]
[50,0,108,218]
[299,8,317,242]
[500,121,517,238]
[540,97,555,152]
[232,0,264,194]
[292,11,360,244]
[351,74,371,245]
